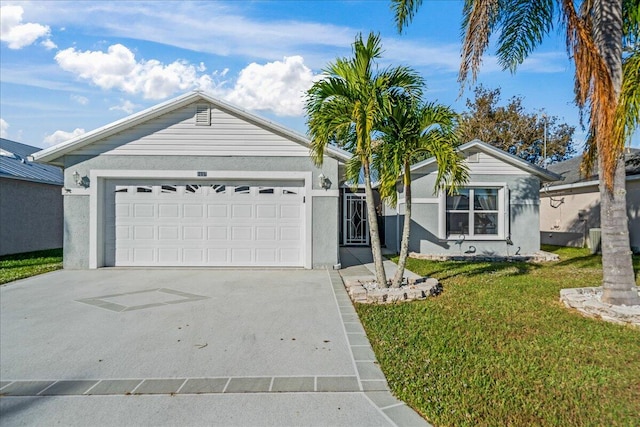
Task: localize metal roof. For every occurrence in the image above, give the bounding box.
[545,148,640,187]
[0,138,63,185]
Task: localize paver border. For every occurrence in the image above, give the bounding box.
[326,269,432,427]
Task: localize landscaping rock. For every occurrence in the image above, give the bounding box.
[409,251,559,263]
[559,287,640,327]
[344,276,441,305]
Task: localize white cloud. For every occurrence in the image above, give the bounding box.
[55,43,218,99]
[70,94,89,105]
[43,128,85,146]
[23,2,353,67]
[225,56,316,116]
[40,39,57,50]
[0,5,53,49]
[0,118,9,138]
[109,99,139,114]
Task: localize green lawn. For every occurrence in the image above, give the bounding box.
[0,249,63,285]
[356,246,640,427]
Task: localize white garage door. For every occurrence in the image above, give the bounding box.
[104,182,305,267]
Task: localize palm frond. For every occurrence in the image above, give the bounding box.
[615,45,640,146]
[623,0,640,45]
[391,0,424,33]
[344,156,363,190]
[562,0,620,188]
[497,0,555,72]
[459,0,501,87]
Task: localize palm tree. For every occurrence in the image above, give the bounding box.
[375,97,469,288]
[305,32,423,287]
[392,0,640,305]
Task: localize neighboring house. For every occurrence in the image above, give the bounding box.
[0,138,64,256]
[540,150,640,250]
[382,140,561,258]
[32,92,558,269]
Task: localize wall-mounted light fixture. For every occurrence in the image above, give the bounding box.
[72,170,85,187]
[318,173,332,190]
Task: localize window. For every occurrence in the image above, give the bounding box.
[446,187,501,238]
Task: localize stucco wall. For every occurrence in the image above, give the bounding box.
[62,154,339,269]
[540,178,640,250]
[384,174,542,256]
[0,177,63,256]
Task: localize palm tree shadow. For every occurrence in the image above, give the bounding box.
[411,259,540,281]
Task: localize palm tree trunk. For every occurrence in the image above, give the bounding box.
[596,0,640,305]
[600,154,640,304]
[363,161,388,286]
[391,163,412,288]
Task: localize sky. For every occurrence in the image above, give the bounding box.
[1,0,637,151]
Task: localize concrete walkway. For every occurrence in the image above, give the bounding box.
[0,268,429,427]
[339,247,422,283]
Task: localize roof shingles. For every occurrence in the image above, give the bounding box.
[546,149,640,186]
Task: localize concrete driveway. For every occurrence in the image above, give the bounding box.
[0,268,428,427]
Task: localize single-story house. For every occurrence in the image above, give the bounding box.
[0,138,64,256]
[32,92,560,269]
[540,149,640,250]
[382,140,561,258]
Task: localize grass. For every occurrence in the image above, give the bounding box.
[0,248,63,285]
[356,245,640,427]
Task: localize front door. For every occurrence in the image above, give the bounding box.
[343,192,369,245]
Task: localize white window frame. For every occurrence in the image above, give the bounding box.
[438,183,508,241]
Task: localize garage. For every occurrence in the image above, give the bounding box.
[104,181,305,267]
[32,91,345,269]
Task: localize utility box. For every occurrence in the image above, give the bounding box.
[589,228,602,254]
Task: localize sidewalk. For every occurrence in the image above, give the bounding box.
[339,247,422,283]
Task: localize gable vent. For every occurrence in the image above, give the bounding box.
[195,104,211,126]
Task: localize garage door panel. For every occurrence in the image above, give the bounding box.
[183,226,204,240]
[134,204,154,217]
[231,248,252,263]
[116,204,130,217]
[208,205,228,218]
[158,226,179,240]
[256,204,277,219]
[159,248,180,263]
[183,248,204,263]
[231,226,252,240]
[115,226,130,240]
[256,227,276,240]
[281,227,301,240]
[280,248,301,263]
[255,248,276,263]
[134,226,154,240]
[133,248,154,263]
[116,248,131,263]
[107,182,305,267]
[207,226,227,240]
[231,204,253,218]
[159,204,180,218]
[280,205,301,219]
[207,248,228,263]
[183,204,203,218]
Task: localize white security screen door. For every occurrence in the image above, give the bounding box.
[343,192,369,245]
[104,182,305,267]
